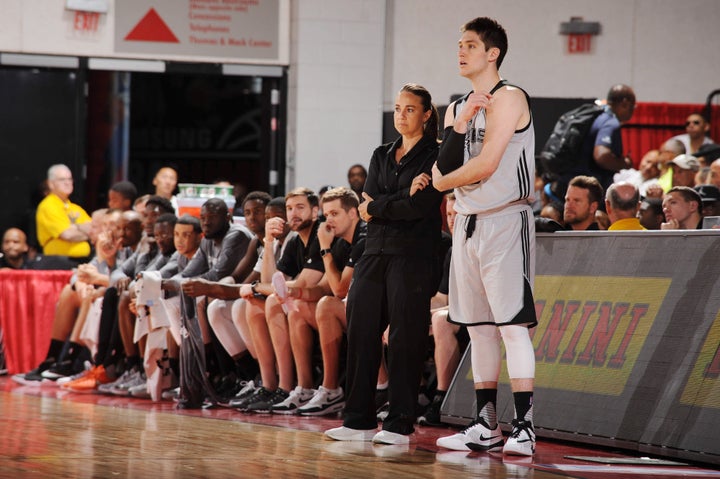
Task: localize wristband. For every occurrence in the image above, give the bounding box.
[436,127,465,174]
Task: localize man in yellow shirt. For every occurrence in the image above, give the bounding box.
[605,182,646,231]
[36,164,92,259]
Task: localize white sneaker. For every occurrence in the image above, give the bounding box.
[324,426,377,442]
[503,420,535,456]
[98,368,136,395]
[436,417,504,452]
[161,387,180,401]
[128,382,150,399]
[270,386,315,414]
[298,386,345,416]
[372,430,411,445]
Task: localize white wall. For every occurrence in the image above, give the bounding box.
[385,0,720,107]
[287,0,386,192]
[0,0,719,193]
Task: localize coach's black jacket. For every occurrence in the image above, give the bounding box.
[363,134,443,257]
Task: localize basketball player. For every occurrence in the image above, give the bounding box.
[431,17,538,456]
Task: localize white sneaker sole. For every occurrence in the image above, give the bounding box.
[298,401,345,416]
[324,427,376,442]
[503,441,535,456]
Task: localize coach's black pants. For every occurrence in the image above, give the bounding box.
[343,254,433,435]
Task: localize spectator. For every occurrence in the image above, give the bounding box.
[694,184,720,218]
[594,210,610,230]
[36,164,92,262]
[638,198,665,230]
[563,176,604,231]
[669,113,714,156]
[669,154,700,188]
[694,144,720,167]
[661,186,703,230]
[0,228,30,269]
[657,139,686,193]
[108,181,138,211]
[347,164,367,201]
[613,149,661,197]
[696,167,712,186]
[564,85,636,196]
[605,182,645,230]
[152,166,179,213]
[711,158,720,189]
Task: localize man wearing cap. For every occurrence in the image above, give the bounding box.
[669,154,700,188]
[694,184,720,218]
[694,144,720,167]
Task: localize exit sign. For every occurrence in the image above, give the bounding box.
[567,33,592,54]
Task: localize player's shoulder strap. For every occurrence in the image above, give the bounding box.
[451,79,522,118]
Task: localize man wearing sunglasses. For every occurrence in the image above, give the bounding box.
[669,113,714,156]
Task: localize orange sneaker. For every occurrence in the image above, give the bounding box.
[64,365,112,392]
[60,368,94,390]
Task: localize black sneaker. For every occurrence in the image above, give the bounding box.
[215,375,246,404]
[234,386,273,411]
[41,360,79,380]
[245,388,290,413]
[12,358,56,384]
[227,380,258,408]
[418,394,444,427]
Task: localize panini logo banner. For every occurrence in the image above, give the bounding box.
[681,309,720,409]
[492,276,671,395]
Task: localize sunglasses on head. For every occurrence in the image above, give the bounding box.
[685,120,702,127]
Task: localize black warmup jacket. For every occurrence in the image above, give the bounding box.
[364,134,443,257]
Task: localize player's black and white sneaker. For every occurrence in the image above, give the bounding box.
[436,416,504,452]
[503,419,535,456]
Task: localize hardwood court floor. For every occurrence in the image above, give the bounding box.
[1,377,719,479]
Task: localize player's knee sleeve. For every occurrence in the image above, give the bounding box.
[467,325,502,383]
[500,325,535,379]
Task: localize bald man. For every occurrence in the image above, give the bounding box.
[0,228,30,269]
[710,158,720,189]
[605,182,645,230]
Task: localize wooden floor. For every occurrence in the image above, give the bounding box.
[1,377,719,479]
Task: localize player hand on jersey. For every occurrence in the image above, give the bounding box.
[359,193,374,222]
[454,91,494,132]
[410,173,431,196]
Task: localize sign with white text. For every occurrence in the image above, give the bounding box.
[115,0,282,63]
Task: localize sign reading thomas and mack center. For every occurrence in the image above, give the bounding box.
[115,0,280,62]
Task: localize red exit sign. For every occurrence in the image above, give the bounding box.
[567,33,592,54]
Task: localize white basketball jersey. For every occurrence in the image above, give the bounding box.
[454,84,536,215]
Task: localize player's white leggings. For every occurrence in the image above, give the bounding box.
[207,298,248,357]
[468,324,535,383]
